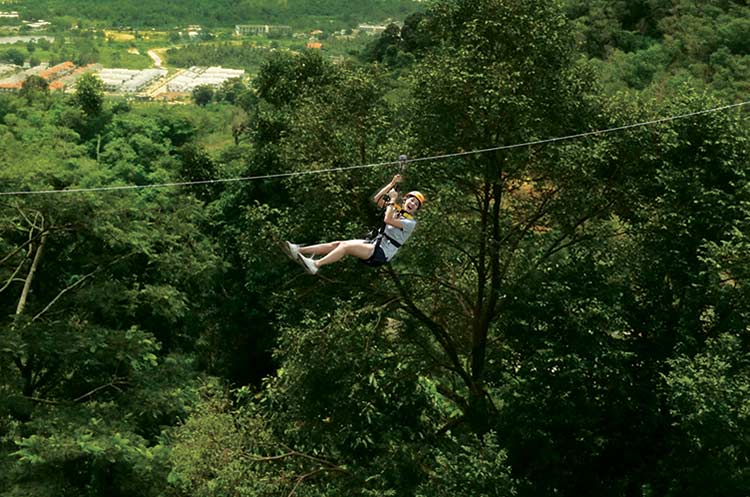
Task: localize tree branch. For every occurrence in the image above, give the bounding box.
[0,234,36,266]
[287,468,326,497]
[495,185,558,283]
[15,205,43,231]
[436,415,465,437]
[22,395,63,405]
[31,266,100,322]
[245,443,349,497]
[73,377,129,403]
[31,252,135,322]
[471,163,504,384]
[531,197,616,271]
[386,267,473,389]
[0,254,29,294]
[15,230,47,318]
[434,276,474,319]
[475,175,491,314]
[436,383,468,411]
[443,236,480,273]
[251,444,344,470]
[396,271,474,320]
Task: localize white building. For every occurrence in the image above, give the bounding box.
[25,20,52,30]
[166,66,245,93]
[358,24,387,35]
[97,68,167,92]
[235,24,291,36]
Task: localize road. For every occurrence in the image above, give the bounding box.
[147,50,162,67]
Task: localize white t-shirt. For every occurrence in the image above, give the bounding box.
[379,216,417,261]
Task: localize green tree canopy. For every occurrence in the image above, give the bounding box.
[73,72,105,118]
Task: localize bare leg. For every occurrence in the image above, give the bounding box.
[315,240,375,268]
[299,241,342,257]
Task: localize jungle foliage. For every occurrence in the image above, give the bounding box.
[1,1,749,496]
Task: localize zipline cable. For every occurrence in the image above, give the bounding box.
[405,100,750,165]
[1,99,748,197]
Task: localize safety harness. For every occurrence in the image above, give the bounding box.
[364,155,412,261]
[365,203,412,252]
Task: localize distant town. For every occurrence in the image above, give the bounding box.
[0,58,247,100]
[0,21,391,100]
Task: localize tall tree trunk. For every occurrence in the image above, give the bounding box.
[468,158,504,434]
[14,233,46,405]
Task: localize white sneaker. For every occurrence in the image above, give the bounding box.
[282,241,300,261]
[297,254,319,275]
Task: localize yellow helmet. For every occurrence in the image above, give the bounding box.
[405,191,425,208]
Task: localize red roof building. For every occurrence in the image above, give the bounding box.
[0,81,22,91]
[39,61,75,81]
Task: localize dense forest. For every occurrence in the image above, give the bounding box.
[1,1,749,496]
[15,0,422,29]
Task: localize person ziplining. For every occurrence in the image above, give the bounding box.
[283,174,425,275]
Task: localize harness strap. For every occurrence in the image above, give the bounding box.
[366,204,409,255]
[380,233,402,248]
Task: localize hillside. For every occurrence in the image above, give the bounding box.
[16,0,423,28]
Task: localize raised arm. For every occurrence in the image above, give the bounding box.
[372,174,402,209]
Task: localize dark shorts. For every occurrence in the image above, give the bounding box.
[360,245,388,268]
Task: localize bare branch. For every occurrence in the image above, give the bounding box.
[73,377,129,403]
[0,255,29,294]
[31,252,135,322]
[287,468,325,497]
[247,451,298,463]
[22,396,63,406]
[494,187,559,284]
[0,235,36,266]
[442,237,480,273]
[14,204,42,231]
[248,448,346,473]
[433,276,474,319]
[532,197,616,269]
[245,443,349,497]
[396,271,474,319]
[32,267,100,322]
[277,443,345,470]
[15,231,47,318]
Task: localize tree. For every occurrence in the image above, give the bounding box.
[36,38,52,51]
[19,75,49,104]
[252,50,339,107]
[192,84,214,106]
[73,72,105,118]
[214,77,246,104]
[0,47,25,66]
[661,334,750,496]
[401,11,435,54]
[178,2,611,495]
[227,2,747,494]
[363,22,402,63]
[0,93,224,497]
[178,143,219,202]
[168,305,453,497]
[400,0,603,436]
